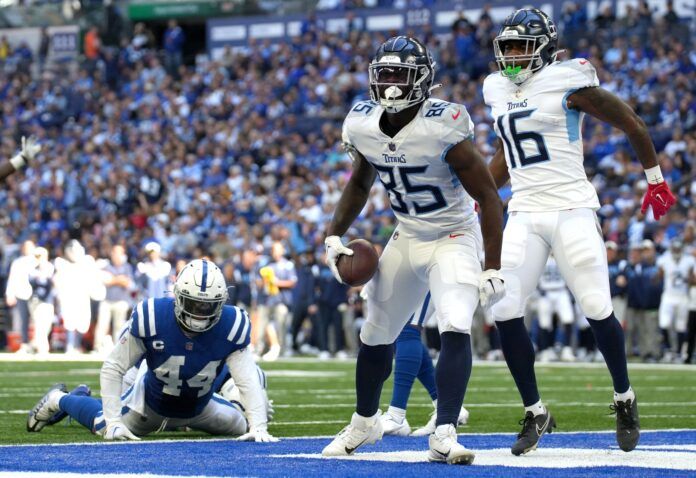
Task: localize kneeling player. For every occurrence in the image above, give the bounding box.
[27,259,277,442]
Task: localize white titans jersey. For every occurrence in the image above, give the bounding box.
[343,98,477,235]
[342,99,477,235]
[539,256,566,291]
[658,252,696,297]
[483,59,601,212]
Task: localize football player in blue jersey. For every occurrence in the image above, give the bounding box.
[27,259,277,442]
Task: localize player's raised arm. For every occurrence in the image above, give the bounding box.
[488,139,510,189]
[100,318,146,440]
[227,347,278,442]
[0,136,41,182]
[566,87,676,219]
[445,139,505,306]
[325,151,377,283]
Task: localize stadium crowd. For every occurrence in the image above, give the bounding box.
[0,2,695,363]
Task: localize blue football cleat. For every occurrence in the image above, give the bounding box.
[46,384,92,426]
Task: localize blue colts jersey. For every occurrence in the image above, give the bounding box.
[130,297,251,418]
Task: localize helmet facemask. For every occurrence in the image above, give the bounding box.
[494,34,552,85]
[174,289,225,333]
[369,61,432,113]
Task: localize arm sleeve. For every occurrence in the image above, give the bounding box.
[100,321,146,423]
[226,347,266,430]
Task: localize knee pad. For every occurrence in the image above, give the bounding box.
[579,292,612,320]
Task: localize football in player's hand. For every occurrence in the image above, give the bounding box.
[337,239,379,287]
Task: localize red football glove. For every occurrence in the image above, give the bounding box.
[641,181,676,220]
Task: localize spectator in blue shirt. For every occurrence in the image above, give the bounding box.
[163,20,184,78]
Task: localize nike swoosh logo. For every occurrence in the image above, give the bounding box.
[536,415,551,436]
[433,449,449,459]
[344,437,368,454]
[451,110,461,120]
[449,233,465,238]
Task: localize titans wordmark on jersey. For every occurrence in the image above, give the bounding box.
[342,99,477,235]
[129,297,251,418]
[483,58,601,213]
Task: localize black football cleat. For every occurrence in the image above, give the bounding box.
[27,383,67,432]
[611,398,640,452]
[511,409,556,456]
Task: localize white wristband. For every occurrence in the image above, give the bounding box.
[644,165,664,185]
[9,154,26,170]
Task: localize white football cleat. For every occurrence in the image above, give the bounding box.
[322,412,383,457]
[411,406,469,437]
[380,412,411,436]
[27,383,67,432]
[560,346,576,362]
[428,424,475,465]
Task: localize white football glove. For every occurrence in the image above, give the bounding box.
[324,235,353,284]
[9,136,41,170]
[479,269,505,309]
[103,420,140,441]
[237,425,278,443]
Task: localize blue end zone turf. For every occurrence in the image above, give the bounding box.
[1,430,694,477]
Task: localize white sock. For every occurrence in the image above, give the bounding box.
[524,400,546,417]
[49,390,66,412]
[614,387,635,403]
[387,406,406,423]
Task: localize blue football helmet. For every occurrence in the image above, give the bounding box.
[493,8,559,84]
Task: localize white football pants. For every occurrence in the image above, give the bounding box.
[493,208,613,322]
[360,224,482,345]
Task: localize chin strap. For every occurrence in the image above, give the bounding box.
[428,83,442,94]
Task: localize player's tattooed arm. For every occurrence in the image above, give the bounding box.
[326,152,377,237]
[567,87,658,169]
[446,140,504,270]
[489,139,510,189]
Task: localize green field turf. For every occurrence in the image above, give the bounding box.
[1,358,694,444]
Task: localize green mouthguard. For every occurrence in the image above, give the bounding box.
[503,65,522,77]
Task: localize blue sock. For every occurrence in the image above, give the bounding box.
[435,332,472,426]
[390,326,423,410]
[417,340,437,401]
[59,395,103,431]
[356,343,394,417]
[496,318,541,407]
[587,313,630,393]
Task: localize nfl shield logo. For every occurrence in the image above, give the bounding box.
[185,342,193,351]
[388,142,396,152]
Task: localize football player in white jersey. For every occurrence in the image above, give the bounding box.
[483,8,676,455]
[322,36,504,465]
[536,255,575,362]
[657,241,696,361]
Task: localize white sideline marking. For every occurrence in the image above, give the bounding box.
[264,371,346,378]
[0,429,693,448]
[275,448,696,470]
[273,401,696,409]
[0,474,234,478]
[638,444,696,451]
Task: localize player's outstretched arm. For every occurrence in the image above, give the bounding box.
[100,322,146,440]
[227,348,278,442]
[447,139,505,308]
[488,139,510,189]
[567,87,676,219]
[0,136,41,182]
[325,152,377,283]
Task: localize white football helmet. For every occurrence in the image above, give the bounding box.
[173,259,228,333]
